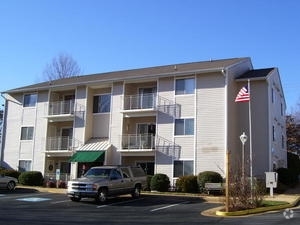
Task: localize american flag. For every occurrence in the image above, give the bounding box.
[235,85,250,102]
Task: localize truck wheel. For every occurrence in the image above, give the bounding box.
[7,181,16,191]
[70,196,81,202]
[96,188,108,203]
[132,185,141,198]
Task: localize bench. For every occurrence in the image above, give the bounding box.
[204,182,224,195]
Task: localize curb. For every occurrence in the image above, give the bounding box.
[215,196,300,217]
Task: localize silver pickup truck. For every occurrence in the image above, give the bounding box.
[67,165,147,203]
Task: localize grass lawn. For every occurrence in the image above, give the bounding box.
[261,200,289,207]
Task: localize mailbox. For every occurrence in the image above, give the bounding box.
[265,172,278,188]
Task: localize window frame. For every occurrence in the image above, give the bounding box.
[18,160,32,172]
[173,160,194,177]
[23,93,37,107]
[175,118,194,135]
[93,94,111,113]
[20,126,34,140]
[175,78,195,95]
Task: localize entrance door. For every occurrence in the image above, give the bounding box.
[139,88,156,109]
[137,162,154,175]
[137,124,156,149]
[63,95,75,114]
[61,128,73,150]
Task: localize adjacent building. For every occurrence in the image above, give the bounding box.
[0,57,287,185]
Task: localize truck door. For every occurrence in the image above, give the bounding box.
[109,169,125,194]
[120,167,134,192]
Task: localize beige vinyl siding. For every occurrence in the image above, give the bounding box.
[268,70,287,169]
[93,114,110,137]
[175,95,195,117]
[74,86,87,143]
[33,92,48,172]
[174,136,194,158]
[156,77,175,177]
[250,81,269,176]
[196,73,225,176]
[3,94,25,169]
[157,77,174,140]
[108,82,123,164]
[19,142,33,158]
[85,87,94,140]
[22,108,36,124]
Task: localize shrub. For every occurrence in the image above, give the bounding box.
[0,169,21,180]
[143,175,153,191]
[176,175,198,193]
[197,171,223,192]
[276,167,298,186]
[18,171,44,186]
[150,173,170,192]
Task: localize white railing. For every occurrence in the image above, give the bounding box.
[123,94,156,110]
[122,134,155,149]
[46,136,73,151]
[48,100,75,115]
[122,93,180,118]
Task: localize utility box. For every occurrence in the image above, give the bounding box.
[265,172,278,197]
[265,172,278,188]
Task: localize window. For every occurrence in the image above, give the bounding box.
[281,135,285,149]
[21,127,34,140]
[93,94,111,113]
[175,118,194,135]
[18,160,31,172]
[23,93,37,107]
[175,78,195,95]
[272,125,275,141]
[173,160,194,177]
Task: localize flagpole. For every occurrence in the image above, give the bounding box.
[248,79,253,200]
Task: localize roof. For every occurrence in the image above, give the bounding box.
[76,138,111,151]
[236,68,274,80]
[4,57,249,93]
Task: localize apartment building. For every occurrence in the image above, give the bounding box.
[0,57,287,184]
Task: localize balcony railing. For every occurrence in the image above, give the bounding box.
[122,93,180,118]
[46,136,73,151]
[48,100,75,115]
[123,94,156,110]
[122,134,155,150]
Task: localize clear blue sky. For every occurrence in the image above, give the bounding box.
[1,0,299,112]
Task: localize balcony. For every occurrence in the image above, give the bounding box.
[46,136,73,152]
[45,100,75,122]
[122,94,180,118]
[121,134,155,151]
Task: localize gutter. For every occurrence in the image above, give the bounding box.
[3,67,226,94]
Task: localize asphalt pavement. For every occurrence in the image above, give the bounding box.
[17,183,300,217]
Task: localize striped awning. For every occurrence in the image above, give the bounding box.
[77,138,111,151]
[69,138,111,163]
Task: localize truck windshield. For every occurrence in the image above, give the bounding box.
[84,168,111,178]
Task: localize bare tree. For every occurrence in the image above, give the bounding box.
[43,53,82,80]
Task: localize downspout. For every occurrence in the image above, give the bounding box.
[0,93,8,167]
[222,69,228,177]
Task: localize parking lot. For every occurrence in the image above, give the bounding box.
[0,188,298,225]
[0,188,222,225]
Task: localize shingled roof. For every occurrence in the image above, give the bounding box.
[236,68,274,80]
[3,57,249,93]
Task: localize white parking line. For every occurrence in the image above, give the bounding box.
[0,192,47,200]
[150,201,189,212]
[97,198,145,208]
[51,200,71,204]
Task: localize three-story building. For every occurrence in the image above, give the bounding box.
[0,57,287,185]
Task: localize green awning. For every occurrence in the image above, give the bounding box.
[69,151,105,162]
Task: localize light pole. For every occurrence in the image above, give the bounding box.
[239,132,248,180]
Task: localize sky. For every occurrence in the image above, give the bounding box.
[0,0,299,113]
